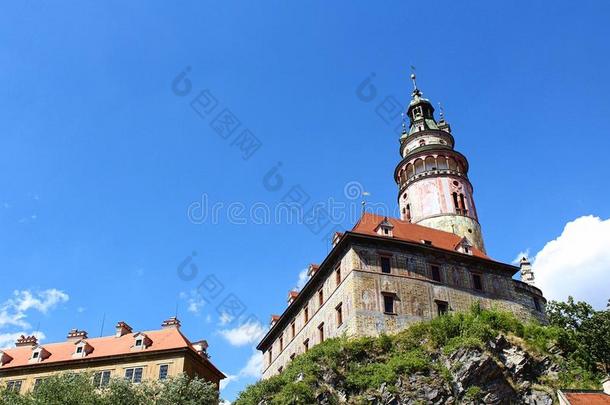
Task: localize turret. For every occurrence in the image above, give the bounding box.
[394,73,485,252]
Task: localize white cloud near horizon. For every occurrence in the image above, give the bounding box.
[220,349,263,393]
[532,215,610,309]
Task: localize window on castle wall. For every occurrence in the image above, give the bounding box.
[436,301,449,316]
[304,306,309,323]
[279,336,284,351]
[382,294,396,314]
[431,265,441,282]
[291,321,296,339]
[318,289,324,306]
[303,339,309,353]
[380,256,391,274]
[534,297,542,312]
[472,273,483,291]
[336,303,343,326]
[335,266,341,286]
[318,323,325,343]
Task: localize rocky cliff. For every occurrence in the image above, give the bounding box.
[235,307,577,405]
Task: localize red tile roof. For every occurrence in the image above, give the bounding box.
[351,213,489,259]
[0,327,221,377]
[562,392,610,405]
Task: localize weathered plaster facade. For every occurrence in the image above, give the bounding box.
[259,235,545,379]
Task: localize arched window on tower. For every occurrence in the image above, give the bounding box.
[419,139,426,147]
[459,194,468,215]
[406,204,411,222]
[413,106,423,119]
[452,192,461,215]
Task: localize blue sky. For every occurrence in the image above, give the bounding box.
[1,1,610,401]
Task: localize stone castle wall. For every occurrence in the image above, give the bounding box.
[261,243,545,379]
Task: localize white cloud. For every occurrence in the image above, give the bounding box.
[532,215,610,309]
[179,290,206,315]
[220,349,263,392]
[0,331,45,349]
[240,350,263,378]
[296,268,309,291]
[219,321,266,347]
[0,289,69,329]
[511,249,530,265]
[218,312,233,326]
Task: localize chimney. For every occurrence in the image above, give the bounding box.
[332,232,343,247]
[66,329,88,341]
[519,257,535,285]
[307,264,319,277]
[161,316,181,329]
[603,376,610,395]
[287,290,299,305]
[15,335,38,347]
[192,340,209,358]
[270,314,280,327]
[115,321,133,337]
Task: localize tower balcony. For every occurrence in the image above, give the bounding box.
[397,168,468,192]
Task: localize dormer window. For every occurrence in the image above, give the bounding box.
[455,237,473,256]
[375,217,394,238]
[29,346,50,363]
[131,333,151,351]
[0,350,13,366]
[73,340,93,358]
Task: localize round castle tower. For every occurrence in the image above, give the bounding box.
[394,74,485,253]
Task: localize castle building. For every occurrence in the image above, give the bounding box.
[0,317,225,393]
[256,75,545,379]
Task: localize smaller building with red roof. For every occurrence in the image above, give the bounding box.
[0,317,224,393]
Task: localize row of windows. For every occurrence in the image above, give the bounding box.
[4,365,170,392]
[377,256,485,292]
[270,302,343,365]
[276,264,344,355]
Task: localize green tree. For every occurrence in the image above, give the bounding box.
[546,296,610,374]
